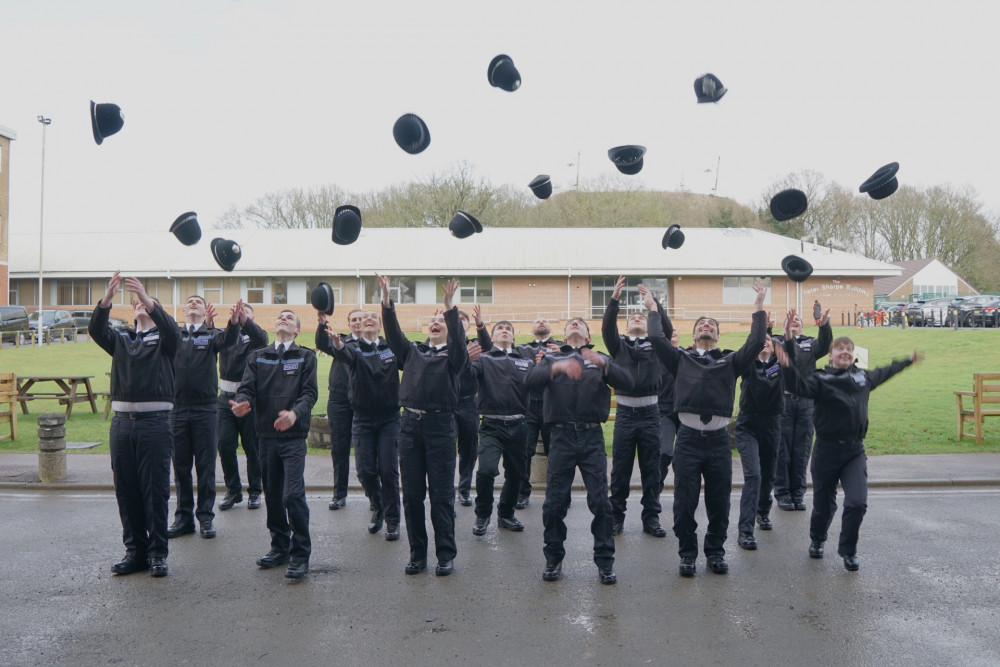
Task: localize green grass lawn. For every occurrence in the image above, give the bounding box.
[2,326,998,455]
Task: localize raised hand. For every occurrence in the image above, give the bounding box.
[820,308,831,327]
[774,343,790,368]
[550,358,582,380]
[637,284,657,312]
[326,322,344,350]
[442,278,460,311]
[205,303,217,328]
[752,281,767,309]
[612,275,626,301]
[467,341,482,362]
[473,304,484,327]
[124,277,154,311]
[101,271,121,307]
[375,272,390,306]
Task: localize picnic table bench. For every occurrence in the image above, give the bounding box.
[16,375,98,420]
[955,372,1000,445]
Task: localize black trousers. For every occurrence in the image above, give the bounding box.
[474,418,527,520]
[327,395,353,500]
[110,412,173,559]
[734,412,782,533]
[171,403,218,524]
[672,425,732,559]
[454,396,478,497]
[775,397,814,501]
[520,398,551,500]
[810,439,868,557]
[542,424,614,568]
[259,437,311,562]
[609,404,662,523]
[217,393,262,495]
[353,411,401,525]
[659,409,678,491]
[398,410,457,563]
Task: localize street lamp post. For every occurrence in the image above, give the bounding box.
[37,115,51,347]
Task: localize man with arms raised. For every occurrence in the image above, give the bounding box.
[515,317,561,509]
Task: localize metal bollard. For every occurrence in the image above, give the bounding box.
[529,436,547,489]
[37,412,67,482]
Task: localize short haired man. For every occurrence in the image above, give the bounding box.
[454,308,492,507]
[647,282,767,576]
[217,303,270,511]
[380,274,470,576]
[232,309,318,579]
[515,317,561,509]
[526,317,633,585]
[168,295,239,539]
[90,272,180,577]
[322,309,402,541]
[776,326,919,571]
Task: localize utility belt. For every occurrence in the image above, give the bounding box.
[116,410,171,420]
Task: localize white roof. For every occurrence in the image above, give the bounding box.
[9,227,901,279]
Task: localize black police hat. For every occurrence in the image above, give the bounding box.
[211,238,242,272]
[393,114,431,154]
[332,205,362,245]
[90,101,124,145]
[170,212,201,246]
[859,162,900,200]
[608,145,646,175]
[694,74,727,104]
[528,174,552,200]
[487,54,521,92]
[661,224,685,250]
[770,189,808,222]
[781,255,814,283]
[449,211,483,239]
[310,282,335,316]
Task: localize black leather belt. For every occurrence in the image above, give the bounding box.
[483,416,524,426]
[554,422,601,430]
[116,410,171,420]
[220,390,236,397]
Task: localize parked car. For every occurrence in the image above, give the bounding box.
[953,295,1000,327]
[0,305,30,333]
[903,301,925,326]
[907,297,954,327]
[69,309,93,329]
[877,302,908,326]
[27,309,77,340]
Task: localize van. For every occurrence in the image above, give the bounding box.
[0,305,30,332]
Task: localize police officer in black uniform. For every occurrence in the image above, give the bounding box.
[320,308,364,510]
[218,302,269,511]
[776,324,919,572]
[168,295,239,539]
[647,282,767,577]
[90,272,179,577]
[771,309,832,512]
[515,318,561,509]
[380,274,470,577]
[733,329,784,550]
[455,308,491,507]
[658,327,680,492]
[469,319,532,536]
[321,308,402,541]
[526,317,633,585]
[601,276,668,539]
[232,309,318,579]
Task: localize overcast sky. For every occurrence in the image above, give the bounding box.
[2,0,997,240]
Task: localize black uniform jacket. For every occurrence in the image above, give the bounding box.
[470,345,533,416]
[316,327,361,398]
[174,321,239,405]
[772,321,833,377]
[738,354,784,416]
[331,336,400,417]
[525,344,634,424]
[235,341,318,439]
[219,317,270,383]
[601,297,665,398]
[90,302,180,404]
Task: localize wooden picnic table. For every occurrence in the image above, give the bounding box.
[16,375,98,419]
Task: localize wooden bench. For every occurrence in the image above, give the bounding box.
[96,391,112,420]
[955,372,1000,445]
[0,372,17,441]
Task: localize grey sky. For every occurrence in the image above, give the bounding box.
[2,0,997,238]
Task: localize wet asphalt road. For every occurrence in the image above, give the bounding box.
[1,487,999,666]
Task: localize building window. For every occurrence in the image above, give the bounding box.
[363,276,415,304]
[246,278,265,304]
[57,279,91,306]
[272,278,287,305]
[9,279,18,305]
[435,277,493,304]
[202,278,222,305]
[722,277,772,305]
[305,278,342,306]
[590,276,669,319]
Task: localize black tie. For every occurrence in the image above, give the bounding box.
[700,414,713,425]
[277,343,285,356]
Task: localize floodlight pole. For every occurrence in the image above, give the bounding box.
[37,115,51,347]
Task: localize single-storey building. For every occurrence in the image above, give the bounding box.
[8,227,901,334]
[873,257,979,303]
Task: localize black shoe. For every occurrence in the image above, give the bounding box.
[285,561,309,579]
[756,513,773,531]
[247,493,261,510]
[679,557,697,577]
[776,497,795,512]
[611,518,624,536]
[458,492,472,507]
[738,532,757,550]
[199,520,216,539]
[328,498,345,510]
[515,497,529,510]
[498,516,524,532]
[368,510,384,534]
[809,540,824,559]
[642,519,667,538]
[166,520,195,538]
[219,490,243,511]
[843,555,860,572]
[405,558,427,575]
[111,555,149,575]
[598,566,617,585]
[472,516,489,536]
[435,559,454,576]
[148,557,168,578]
[707,555,729,574]
[257,550,291,569]
[385,523,400,541]
[793,499,807,511]
[542,561,563,582]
